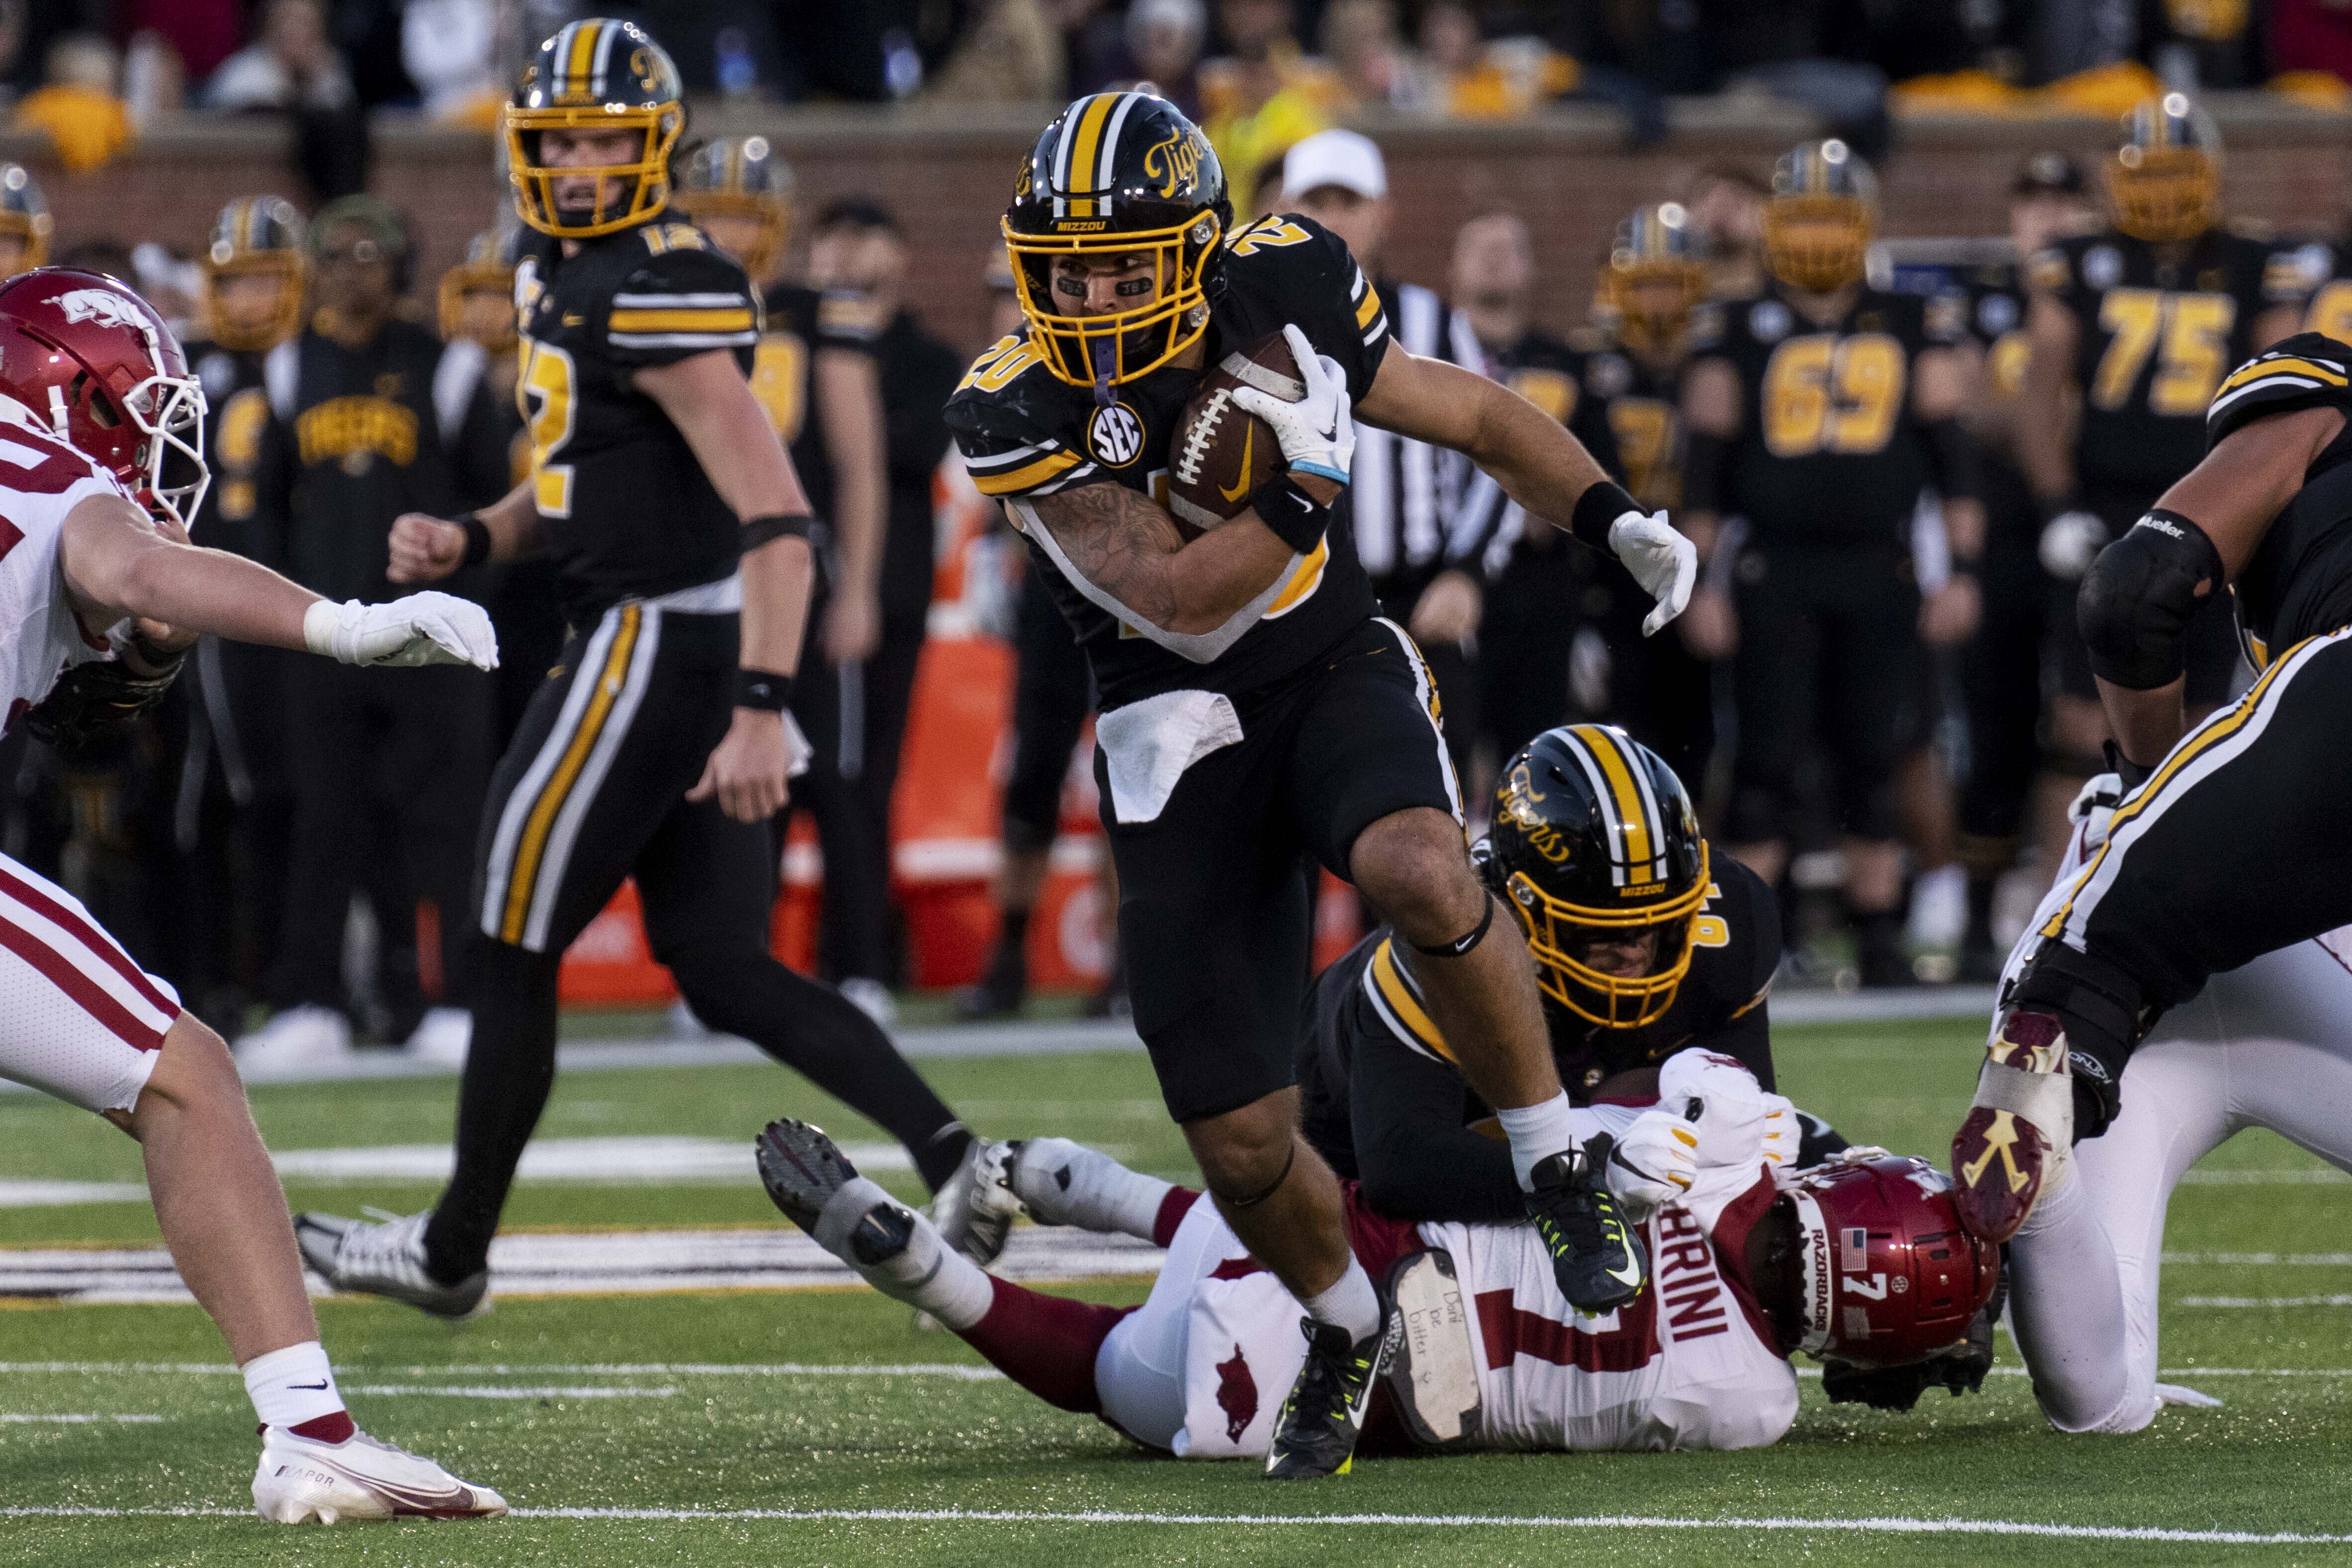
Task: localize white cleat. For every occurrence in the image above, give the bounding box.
[404,1007,472,1068]
[253,1425,507,1524]
[234,1006,353,1078]
[930,1137,1024,1266]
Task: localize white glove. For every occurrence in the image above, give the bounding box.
[2039,509,2109,580]
[1757,1093,1803,1169]
[304,593,499,670]
[1607,510,1697,637]
[1657,1048,1771,1169]
[1230,322,1354,485]
[2069,770,2123,854]
[1606,1108,1700,1221]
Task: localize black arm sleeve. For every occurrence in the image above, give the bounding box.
[1349,1025,1524,1223]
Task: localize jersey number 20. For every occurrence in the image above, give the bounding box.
[519,339,577,518]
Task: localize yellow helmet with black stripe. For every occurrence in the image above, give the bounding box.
[674,136,794,284]
[201,195,307,352]
[1478,725,1711,1030]
[505,17,684,239]
[0,164,51,277]
[2109,93,2221,244]
[1003,91,1230,390]
[1763,139,1877,294]
[1603,202,1709,355]
[438,224,522,351]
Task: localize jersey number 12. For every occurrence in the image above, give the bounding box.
[518,339,577,518]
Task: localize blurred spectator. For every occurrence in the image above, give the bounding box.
[122,29,187,129]
[1106,0,1207,116]
[1406,2,1577,118]
[2143,0,2264,88]
[1201,0,1337,214]
[113,0,239,87]
[14,32,129,173]
[1322,0,1412,108]
[206,0,354,112]
[923,0,1066,102]
[403,0,500,123]
[2273,0,2352,87]
[1710,0,1890,159]
[1686,162,1768,300]
[332,0,418,109]
[1059,0,1129,92]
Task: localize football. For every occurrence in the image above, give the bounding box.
[1166,332,1301,535]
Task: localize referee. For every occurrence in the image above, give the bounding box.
[297,21,976,1315]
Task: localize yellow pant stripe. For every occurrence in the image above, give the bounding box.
[1371,938,1454,1063]
[500,605,643,944]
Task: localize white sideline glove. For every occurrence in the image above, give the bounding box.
[1658,1048,1772,1169]
[1606,1108,1700,1222]
[2069,770,2124,854]
[1608,510,1697,637]
[1230,323,1355,485]
[2039,509,2109,580]
[304,593,499,670]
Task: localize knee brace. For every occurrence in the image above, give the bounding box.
[2076,510,2224,691]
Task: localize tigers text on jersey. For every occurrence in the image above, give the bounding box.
[0,401,149,733]
[753,283,882,532]
[1693,285,1954,548]
[943,213,1389,710]
[2204,332,2352,670]
[514,216,760,622]
[2031,225,2301,502]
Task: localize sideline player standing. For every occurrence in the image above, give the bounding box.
[946,91,1695,1478]
[295,19,979,1317]
[0,266,502,1520]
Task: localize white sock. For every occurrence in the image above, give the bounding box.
[241,1341,346,1432]
[1302,1256,1382,1343]
[1009,1136,1173,1240]
[813,1175,995,1331]
[1496,1092,1582,1192]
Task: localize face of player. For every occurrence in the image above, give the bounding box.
[1048,251,1165,317]
[1289,185,1389,274]
[216,272,287,339]
[0,233,26,279]
[2010,193,2089,260]
[458,285,512,345]
[314,222,395,320]
[1449,214,1531,311]
[698,211,776,281]
[541,126,648,221]
[1565,924,1663,980]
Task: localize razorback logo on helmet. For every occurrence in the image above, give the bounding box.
[56,288,141,330]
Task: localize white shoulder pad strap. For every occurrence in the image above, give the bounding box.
[433,336,488,448]
[1384,1248,1484,1451]
[1006,494,1293,664]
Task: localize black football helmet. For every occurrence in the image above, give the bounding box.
[201,195,307,352]
[1603,202,1708,355]
[1003,90,1230,391]
[675,135,794,284]
[2109,93,2221,244]
[506,17,684,238]
[1478,725,1711,1029]
[1763,139,1877,294]
[0,163,51,277]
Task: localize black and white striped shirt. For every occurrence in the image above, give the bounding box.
[1355,277,1493,614]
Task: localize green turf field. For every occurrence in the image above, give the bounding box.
[5,1017,2352,1565]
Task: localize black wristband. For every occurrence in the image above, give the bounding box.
[459,513,492,567]
[735,667,794,711]
[1571,479,1640,552]
[742,513,815,552]
[1248,473,1332,554]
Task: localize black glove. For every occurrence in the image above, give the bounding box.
[23,653,184,755]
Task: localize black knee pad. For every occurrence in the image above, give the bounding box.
[2077,510,2224,691]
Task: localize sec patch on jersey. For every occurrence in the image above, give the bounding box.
[1168,333,1300,534]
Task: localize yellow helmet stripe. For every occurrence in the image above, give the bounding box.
[1570,726,1659,886]
[560,20,598,94]
[1063,93,1121,217]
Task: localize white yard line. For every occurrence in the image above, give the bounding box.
[2177,1295,2352,1308]
[0,1413,163,1423]
[0,1504,2345,1542]
[0,1360,1007,1379]
[341,1384,678,1400]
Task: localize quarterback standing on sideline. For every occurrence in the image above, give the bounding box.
[944,89,1696,1479]
[296,19,982,1319]
[0,267,503,1521]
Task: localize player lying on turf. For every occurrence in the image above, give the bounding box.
[758,1050,2000,1460]
[0,269,503,1522]
[1995,779,2352,1432]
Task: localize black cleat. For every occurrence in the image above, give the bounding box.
[955,940,1027,1020]
[1525,1133,1648,1314]
[1264,1305,1399,1480]
[755,1118,860,1231]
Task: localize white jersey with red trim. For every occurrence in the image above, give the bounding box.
[0,396,144,732]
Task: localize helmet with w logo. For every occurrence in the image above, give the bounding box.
[0,269,208,528]
[1780,1152,2000,1367]
[2110,93,2221,243]
[1478,725,1709,1028]
[1764,139,1877,294]
[1003,91,1229,391]
[506,17,685,238]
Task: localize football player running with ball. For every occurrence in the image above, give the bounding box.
[297,20,981,1318]
[944,91,1696,1479]
[0,268,502,1521]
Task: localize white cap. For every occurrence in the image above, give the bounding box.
[1280,129,1387,202]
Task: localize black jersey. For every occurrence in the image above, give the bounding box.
[1572,330,1682,513]
[1945,259,2032,407]
[1445,326,1623,577]
[1693,285,1957,548]
[752,282,884,531]
[1294,856,1779,1221]
[2205,333,2352,670]
[514,216,759,621]
[2030,224,2302,502]
[943,214,1390,710]
[186,339,274,558]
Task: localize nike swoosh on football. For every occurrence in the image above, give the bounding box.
[1218,424,1256,503]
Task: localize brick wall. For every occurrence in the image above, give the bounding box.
[17,98,2352,363]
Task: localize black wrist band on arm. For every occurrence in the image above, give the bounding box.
[735,668,794,711]
[1570,479,1640,552]
[1248,474,1332,554]
[741,513,816,552]
[459,513,492,567]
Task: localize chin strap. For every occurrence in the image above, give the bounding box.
[1092,340,1116,408]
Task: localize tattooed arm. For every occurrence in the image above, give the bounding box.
[1016,475,1335,636]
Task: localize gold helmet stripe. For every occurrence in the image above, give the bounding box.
[564,19,602,97]
[1567,725,1660,887]
[1060,92,1120,218]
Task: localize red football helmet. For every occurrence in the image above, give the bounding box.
[0,268,207,528]
[1782,1152,2001,1368]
